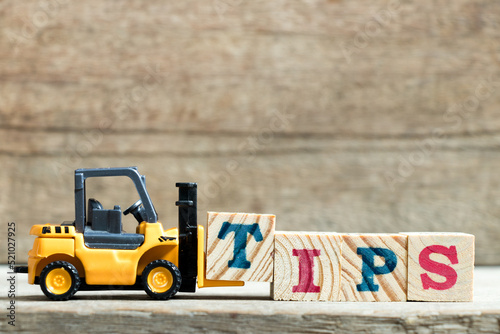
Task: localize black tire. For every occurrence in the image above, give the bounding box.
[142,260,182,300]
[40,261,81,301]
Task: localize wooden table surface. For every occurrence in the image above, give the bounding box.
[1,266,499,333]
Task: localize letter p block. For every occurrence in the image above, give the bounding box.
[341,234,408,301]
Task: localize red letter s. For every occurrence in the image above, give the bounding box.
[419,245,458,290]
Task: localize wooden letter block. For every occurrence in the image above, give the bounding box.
[340,234,407,302]
[206,212,275,282]
[404,232,474,302]
[273,232,342,301]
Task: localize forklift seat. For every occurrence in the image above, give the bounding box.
[85,198,144,249]
[88,198,103,227]
[84,227,145,250]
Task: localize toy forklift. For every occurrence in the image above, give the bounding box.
[14,167,242,300]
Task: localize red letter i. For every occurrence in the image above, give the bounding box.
[292,249,321,293]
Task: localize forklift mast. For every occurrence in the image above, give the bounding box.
[176,182,198,292]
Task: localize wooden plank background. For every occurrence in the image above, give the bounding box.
[1,0,500,264]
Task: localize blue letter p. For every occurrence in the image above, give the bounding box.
[356,247,397,292]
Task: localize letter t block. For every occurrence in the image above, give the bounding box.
[206,212,275,282]
[273,232,342,301]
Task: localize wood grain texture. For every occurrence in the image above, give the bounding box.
[206,212,275,282]
[1,0,499,136]
[273,232,342,301]
[341,234,407,302]
[404,232,474,302]
[1,0,500,266]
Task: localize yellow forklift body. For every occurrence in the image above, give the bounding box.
[75,222,178,285]
[28,222,179,286]
[27,237,75,284]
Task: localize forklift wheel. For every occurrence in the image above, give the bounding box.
[40,261,81,301]
[142,260,182,300]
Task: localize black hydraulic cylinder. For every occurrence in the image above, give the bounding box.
[176,182,198,292]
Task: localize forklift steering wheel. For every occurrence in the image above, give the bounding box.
[124,200,142,215]
[123,200,144,223]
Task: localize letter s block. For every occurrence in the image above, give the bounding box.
[273,232,342,301]
[206,212,275,282]
[404,233,474,301]
[340,234,408,301]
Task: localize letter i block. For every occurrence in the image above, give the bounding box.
[340,234,408,302]
[206,212,275,282]
[403,233,474,301]
[273,232,342,301]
